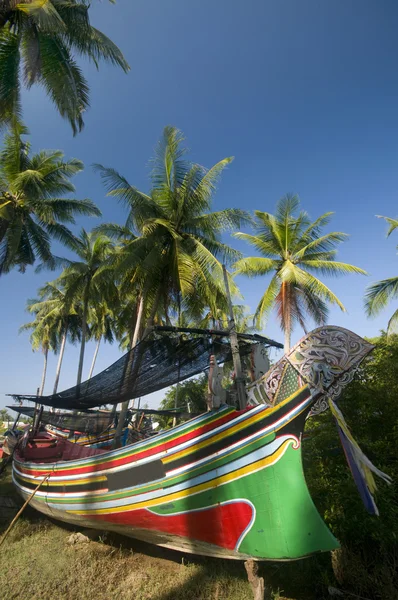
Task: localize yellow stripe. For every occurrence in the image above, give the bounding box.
[163,385,308,465]
[69,438,293,516]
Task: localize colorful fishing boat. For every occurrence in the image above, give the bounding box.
[10,326,390,561]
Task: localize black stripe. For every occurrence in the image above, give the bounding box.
[14,474,106,494]
[107,460,165,491]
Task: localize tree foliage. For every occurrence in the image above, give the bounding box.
[94,126,251,326]
[158,375,208,428]
[0,0,129,133]
[365,215,398,335]
[303,334,398,597]
[0,126,100,274]
[234,195,366,351]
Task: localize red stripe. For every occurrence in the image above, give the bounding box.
[88,501,253,551]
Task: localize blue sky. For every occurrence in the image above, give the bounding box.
[2,0,398,411]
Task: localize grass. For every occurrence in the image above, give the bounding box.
[0,470,336,600]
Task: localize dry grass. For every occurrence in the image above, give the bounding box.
[0,471,332,600]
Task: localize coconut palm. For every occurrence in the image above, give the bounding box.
[20,304,59,396]
[93,223,143,350]
[28,281,82,394]
[56,229,116,385]
[365,216,398,334]
[94,126,250,326]
[0,126,101,274]
[95,126,250,446]
[234,195,367,352]
[0,0,129,133]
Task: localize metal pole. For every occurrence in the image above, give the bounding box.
[222,265,247,410]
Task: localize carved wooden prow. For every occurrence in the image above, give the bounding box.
[207,355,226,410]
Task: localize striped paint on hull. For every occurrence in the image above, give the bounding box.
[13,385,339,560]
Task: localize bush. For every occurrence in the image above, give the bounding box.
[303,333,398,598]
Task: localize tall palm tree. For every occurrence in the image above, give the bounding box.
[28,281,82,393]
[93,223,143,351]
[0,126,101,274]
[0,1,129,133]
[95,126,250,326]
[95,126,250,446]
[87,301,115,379]
[234,195,366,352]
[56,229,116,385]
[20,305,58,396]
[365,216,398,334]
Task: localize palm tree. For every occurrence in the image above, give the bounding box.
[28,281,82,394]
[56,229,116,385]
[93,223,143,351]
[0,126,101,274]
[234,195,367,352]
[20,305,59,396]
[0,1,129,133]
[94,126,250,326]
[87,301,115,379]
[95,126,250,446]
[365,216,398,334]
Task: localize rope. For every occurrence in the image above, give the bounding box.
[0,473,51,548]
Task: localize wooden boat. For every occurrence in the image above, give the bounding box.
[11,327,376,561]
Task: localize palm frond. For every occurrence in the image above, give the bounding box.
[0,30,22,126]
[74,26,130,72]
[38,34,89,135]
[253,211,285,254]
[189,209,252,234]
[386,308,398,336]
[233,232,279,257]
[293,266,346,311]
[364,277,398,317]
[300,259,367,277]
[294,232,349,259]
[254,274,279,328]
[151,126,188,190]
[376,215,398,238]
[234,256,278,277]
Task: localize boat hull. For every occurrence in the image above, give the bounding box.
[13,386,338,561]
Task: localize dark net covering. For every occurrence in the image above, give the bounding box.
[8,407,115,434]
[7,406,197,434]
[10,335,250,411]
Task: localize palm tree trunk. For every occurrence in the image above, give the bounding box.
[284,327,291,354]
[53,326,68,395]
[88,337,101,380]
[283,283,292,354]
[113,295,145,448]
[39,346,49,397]
[76,290,89,386]
[132,296,144,347]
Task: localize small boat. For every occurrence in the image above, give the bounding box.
[10,326,388,561]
